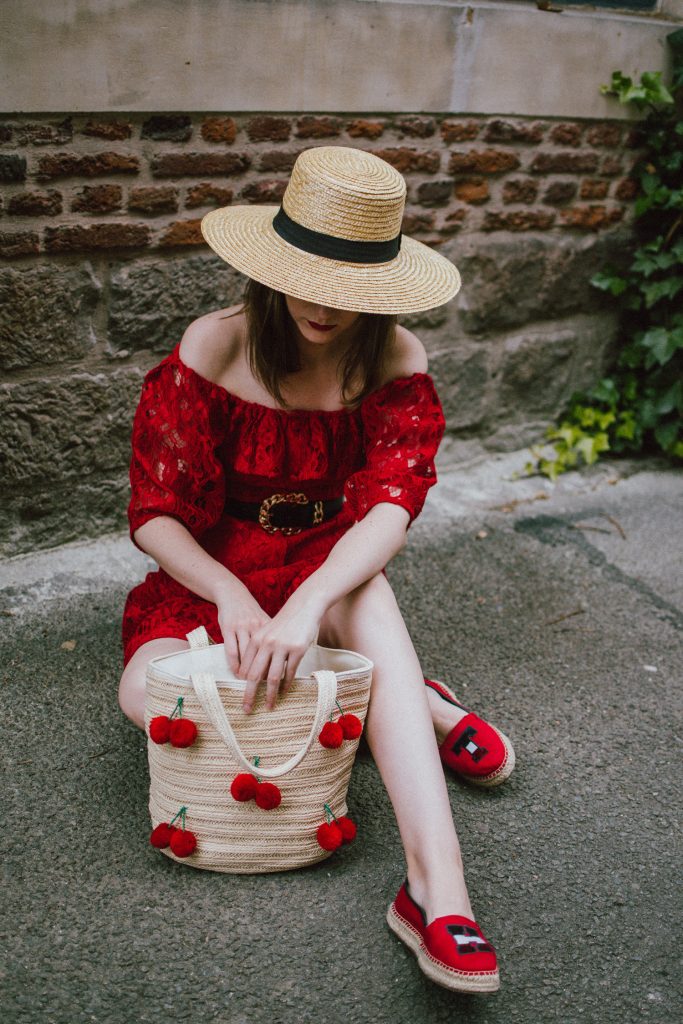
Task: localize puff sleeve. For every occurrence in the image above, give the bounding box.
[127,348,228,550]
[343,372,446,527]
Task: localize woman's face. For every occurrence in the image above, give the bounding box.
[284,294,362,346]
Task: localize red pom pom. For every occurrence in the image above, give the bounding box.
[149,716,171,744]
[316,822,343,851]
[169,718,198,748]
[339,714,363,740]
[254,781,282,810]
[150,822,175,848]
[170,828,197,858]
[230,773,259,801]
[336,816,357,844]
[319,721,344,749]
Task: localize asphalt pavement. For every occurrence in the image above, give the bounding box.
[2,449,682,1024]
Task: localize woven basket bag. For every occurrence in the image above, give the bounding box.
[145,625,373,873]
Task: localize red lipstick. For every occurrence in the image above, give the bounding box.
[307,320,336,331]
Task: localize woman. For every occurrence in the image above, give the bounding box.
[119,146,514,994]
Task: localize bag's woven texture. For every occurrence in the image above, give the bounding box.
[146,630,372,873]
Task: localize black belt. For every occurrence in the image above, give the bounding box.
[224,491,344,535]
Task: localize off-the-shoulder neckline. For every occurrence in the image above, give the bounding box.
[169,344,434,417]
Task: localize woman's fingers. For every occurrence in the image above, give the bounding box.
[222,632,240,675]
[235,628,253,676]
[241,674,262,715]
[241,643,272,713]
[282,648,304,691]
[265,652,288,710]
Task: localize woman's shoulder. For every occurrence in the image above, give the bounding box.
[377,324,429,387]
[177,304,246,385]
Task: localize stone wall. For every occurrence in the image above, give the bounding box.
[0,110,646,555]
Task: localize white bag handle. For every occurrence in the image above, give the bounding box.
[185,626,336,779]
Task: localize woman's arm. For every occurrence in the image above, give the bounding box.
[133,516,274,673]
[290,501,410,614]
[134,515,251,605]
[235,502,410,709]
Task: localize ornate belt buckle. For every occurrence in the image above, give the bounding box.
[258,491,323,536]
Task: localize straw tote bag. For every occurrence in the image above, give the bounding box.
[145,625,373,873]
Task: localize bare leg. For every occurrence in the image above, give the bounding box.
[425,687,468,742]
[118,637,190,729]
[319,572,475,924]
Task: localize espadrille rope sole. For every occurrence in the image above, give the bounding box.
[466,726,515,788]
[386,904,500,994]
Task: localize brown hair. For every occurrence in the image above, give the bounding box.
[219,277,397,409]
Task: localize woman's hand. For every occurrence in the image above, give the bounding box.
[214,584,272,681]
[236,591,324,714]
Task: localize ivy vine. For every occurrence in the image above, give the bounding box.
[525,28,683,481]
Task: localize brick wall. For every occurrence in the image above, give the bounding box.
[0,111,644,555]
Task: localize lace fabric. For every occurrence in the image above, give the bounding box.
[122,343,445,665]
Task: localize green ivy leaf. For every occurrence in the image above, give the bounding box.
[589,378,619,405]
[590,270,628,296]
[575,433,610,465]
[642,277,683,308]
[632,248,679,277]
[654,420,680,450]
[655,379,683,415]
[640,72,675,106]
[641,172,659,196]
[640,326,682,367]
[615,412,637,440]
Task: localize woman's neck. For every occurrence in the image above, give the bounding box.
[292,320,361,373]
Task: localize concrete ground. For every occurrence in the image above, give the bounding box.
[2,450,682,1024]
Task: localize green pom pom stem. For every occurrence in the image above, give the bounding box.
[169,696,184,721]
[169,805,188,830]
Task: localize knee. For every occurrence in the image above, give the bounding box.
[322,572,399,645]
[352,571,399,612]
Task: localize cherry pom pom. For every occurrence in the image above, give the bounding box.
[316,822,343,851]
[169,717,198,748]
[150,822,175,848]
[339,714,363,740]
[230,773,259,801]
[254,782,282,810]
[170,828,197,857]
[319,721,344,749]
[149,716,171,744]
[336,816,357,844]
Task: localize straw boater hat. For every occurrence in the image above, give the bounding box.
[200,145,461,315]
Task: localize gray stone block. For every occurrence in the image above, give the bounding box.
[108,255,246,354]
[494,312,619,420]
[429,345,490,431]
[0,263,101,370]
[482,420,552,452]
[0,475,130,556]
[399,304,450,333]
[0,367,144,488]
[445,229,632,334]
[499,328,575,414]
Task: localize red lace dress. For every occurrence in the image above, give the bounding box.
[121,342,446,666]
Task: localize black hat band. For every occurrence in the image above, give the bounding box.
[273,205,402,264]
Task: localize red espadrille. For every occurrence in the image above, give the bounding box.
[424,677,515,787]
[387,881,500,994]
